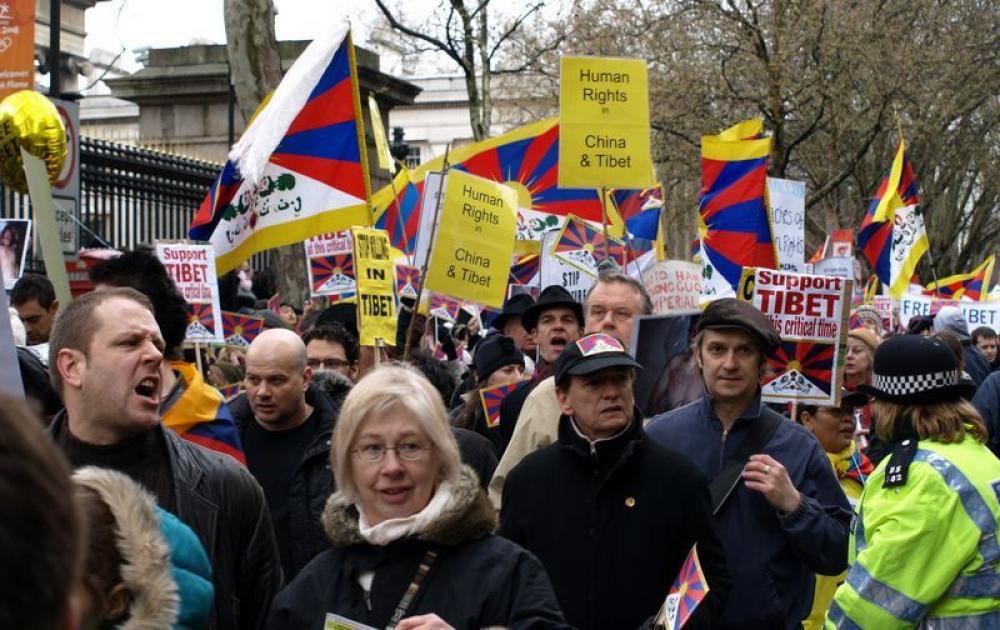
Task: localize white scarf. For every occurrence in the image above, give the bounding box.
[356,480,455,547]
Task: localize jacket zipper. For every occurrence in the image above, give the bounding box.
[719,428,729,474]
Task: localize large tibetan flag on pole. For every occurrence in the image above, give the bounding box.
[190,23,371,274]
[924,255,994,301]
[857,132,927,298]
[372,165,422,257]
[699,119,777,293]
[371,118,604,246]
[611,184,663,240]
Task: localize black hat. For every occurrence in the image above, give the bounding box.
[474,334,525,384]
[838,389,870,408]
[554,333,642,385]
[491,293,535,331]
[860,335,965,404]
[698,298,780,353]
[316,302,359,339]
[521,285,584,332]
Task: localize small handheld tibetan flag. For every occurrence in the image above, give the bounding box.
[221,311,264,347]
[216,382,243,402]
[479,382,520,429]
[657,544,709,630]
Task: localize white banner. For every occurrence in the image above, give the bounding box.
[813,256,854,280]
[898,293,1000,333]
[539,230,596,304]
[642,260,701,315]
[767,177,805,273]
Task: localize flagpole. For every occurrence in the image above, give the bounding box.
[600,186,610,261]
[404,143,451,361]
[389,160,414,266]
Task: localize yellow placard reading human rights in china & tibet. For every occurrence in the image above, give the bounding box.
[425,170,517,308]
[351,226,397,346]
[558,56,654,190]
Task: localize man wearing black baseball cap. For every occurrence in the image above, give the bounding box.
[646,298,851,629]
[499,333,728,630]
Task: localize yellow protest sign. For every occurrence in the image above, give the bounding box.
[558,56,654,189]
[425,171,517,308]
[351,226,397,346]
[367,94,395,174]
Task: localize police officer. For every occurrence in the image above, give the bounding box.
[828,335,1000,627]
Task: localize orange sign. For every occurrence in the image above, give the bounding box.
[0,0,35,99]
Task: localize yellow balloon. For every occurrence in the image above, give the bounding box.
[0,90,67,193]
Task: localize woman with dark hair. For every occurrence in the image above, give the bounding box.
[451,334,526,453]
[828,335,1000,628]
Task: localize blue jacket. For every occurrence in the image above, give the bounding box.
[970,370,1000,455]
[646,394,851,630]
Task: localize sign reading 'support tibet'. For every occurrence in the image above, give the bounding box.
[743,268,852,406]
[156,241,223,343]
[558,55,654,189]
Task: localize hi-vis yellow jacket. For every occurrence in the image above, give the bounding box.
[826,438,1000,628]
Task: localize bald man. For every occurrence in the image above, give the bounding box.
[229,328,341,578]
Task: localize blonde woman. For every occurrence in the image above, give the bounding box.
[267,364,568,630]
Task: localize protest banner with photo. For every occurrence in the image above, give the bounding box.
[221,311,264,347]
[540,230,597,304]
[898,293,1000,333]
[304,230,356,297]
[550,214,626,277]
[559,56,654,189]
[352,226,397,346]
[0,218,30,290]
[747,269,852,405]
[424,170,518,308]
[628,313,701,418]
[767,178,805,273]
[642,260,701,315]
[830,229,854,257]
[155,241,223,343]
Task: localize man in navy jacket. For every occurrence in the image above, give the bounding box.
[646,299,850,629]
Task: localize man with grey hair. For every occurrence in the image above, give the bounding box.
[933,305,990,386]
[489,271,653,507]
[229,327,341,579]
[47,287,281,630]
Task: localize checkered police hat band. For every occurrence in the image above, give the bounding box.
[872,370,958,397]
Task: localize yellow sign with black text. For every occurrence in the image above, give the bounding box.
[351,226,397,346]
[558,56,654,189]
[424,171,517,308]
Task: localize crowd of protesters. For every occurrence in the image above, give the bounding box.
[4,250,1000,630]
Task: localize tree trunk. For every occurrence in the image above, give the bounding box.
[224,0,308,307]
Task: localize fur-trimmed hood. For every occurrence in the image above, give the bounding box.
[73,467,179,630]
[321,465,497,547]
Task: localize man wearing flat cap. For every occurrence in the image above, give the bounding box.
[500,333,729,630]
[646,298,851,630]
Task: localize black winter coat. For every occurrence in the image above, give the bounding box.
[50,416,282,630]
[267,467,570,630]
[499,412,730,630]
[230,383,340,579]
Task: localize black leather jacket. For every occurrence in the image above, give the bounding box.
[50,415,282,630]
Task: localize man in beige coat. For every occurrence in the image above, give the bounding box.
[489,271,652,507]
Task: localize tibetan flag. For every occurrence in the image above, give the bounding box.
[221,311,264,347]
[762,341,835,401]
[699,119,777,291]
[551,215,626,276]
[310,252,355,295]
[658,544,710,630]
[429,292,462,322]
[611,184,663,240]
[371,118,604,246]
[509,254,540,286]
[808,236,829,264]
[857,133,926,298]
[189,24,371,274]
[395,264,421,301]
[924,255,995,301]
[372,166,423,257]
[216,382,243,402]
[185,303,217,339]
[480,382,520,429]
[162,361,245,465]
